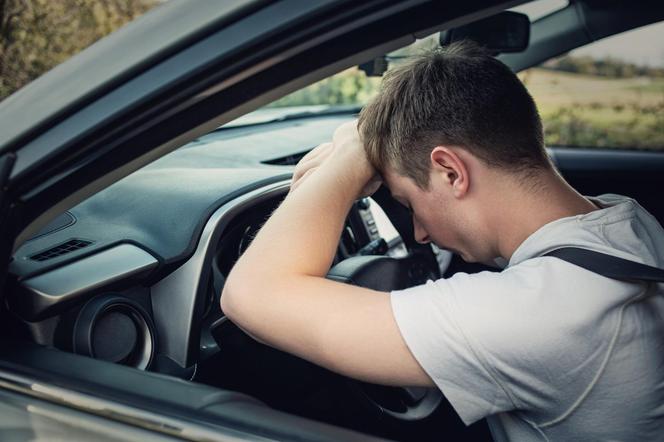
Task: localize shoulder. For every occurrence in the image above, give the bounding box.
[410,258,569,310]
[394,258,618,348]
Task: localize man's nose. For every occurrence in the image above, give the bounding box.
[413,218,430,244]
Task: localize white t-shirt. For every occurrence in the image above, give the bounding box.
[391,194,664,441]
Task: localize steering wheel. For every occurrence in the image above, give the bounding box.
[327,251,444,421]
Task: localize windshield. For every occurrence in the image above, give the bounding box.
[242,16,664,152]
[8,1,661,152]
[243,0,571,120]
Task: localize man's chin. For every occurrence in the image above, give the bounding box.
[455,250,485,265]
[434,242,498,267]
[439,245,472,262]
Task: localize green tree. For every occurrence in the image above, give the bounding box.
[267,68,382,108]
[0,0,158,101]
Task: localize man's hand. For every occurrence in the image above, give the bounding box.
[291,121,381,196]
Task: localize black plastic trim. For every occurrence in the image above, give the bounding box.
[0,341,389,441]
[73,294,156,370]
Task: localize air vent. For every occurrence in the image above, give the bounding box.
[262,150,309,166]
[30,239,93,262]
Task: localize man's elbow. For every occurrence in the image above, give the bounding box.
[220,262,276,318]
[221,269,275,346]
[220,267,252,323]
[219,283,236,320]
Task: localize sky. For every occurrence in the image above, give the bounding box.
[572,22,664,67]
[513,0,664,67]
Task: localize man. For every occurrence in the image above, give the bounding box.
[221,42,664,440]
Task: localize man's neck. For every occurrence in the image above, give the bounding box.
[488,170,599,262]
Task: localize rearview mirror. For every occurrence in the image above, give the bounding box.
[439,11,530,54]
[359,56,389,77]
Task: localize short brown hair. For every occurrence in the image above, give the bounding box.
[358,40,550,188]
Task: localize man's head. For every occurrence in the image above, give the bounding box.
[358,41,553,262]
[358,40,550,188]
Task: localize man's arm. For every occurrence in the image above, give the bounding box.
[221,122,433,387]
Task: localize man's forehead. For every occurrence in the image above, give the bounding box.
[382,168,413,195]
[379,172,399,197]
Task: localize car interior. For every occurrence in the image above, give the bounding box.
[1,0,663,441]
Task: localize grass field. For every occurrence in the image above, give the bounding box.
[519,68,664,150]
[270,66,664,151]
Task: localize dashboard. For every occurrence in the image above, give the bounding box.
[7,114,450,377]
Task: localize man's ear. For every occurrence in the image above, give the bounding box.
[430,146,469,198]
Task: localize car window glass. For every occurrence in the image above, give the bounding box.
[519,21,664,151]
[266,67,382,109]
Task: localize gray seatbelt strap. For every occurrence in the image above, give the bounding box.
[543,247,664,283]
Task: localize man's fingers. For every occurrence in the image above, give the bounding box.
[293,158,320,183]
[293,142,332,183]
[290,167,317,192]
[295,143,330,175]
[298,142,331,165]
[333,119,359,143]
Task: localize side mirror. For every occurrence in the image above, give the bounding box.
[439,11,530,54]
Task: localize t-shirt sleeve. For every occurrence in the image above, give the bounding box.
[391,272,520,425]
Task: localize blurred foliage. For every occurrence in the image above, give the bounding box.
[544,55,664,79]
[273,62,664,150]
[1,1,662,153]
[543,101,664,150]
[520,65,664,150]
[267,68,382,108]
[0,0,158,101]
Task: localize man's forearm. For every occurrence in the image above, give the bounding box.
[231,159,364,281]
[220,123,377,351]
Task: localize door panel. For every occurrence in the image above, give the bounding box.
[551,147,664,225]
[0,341,389,442]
